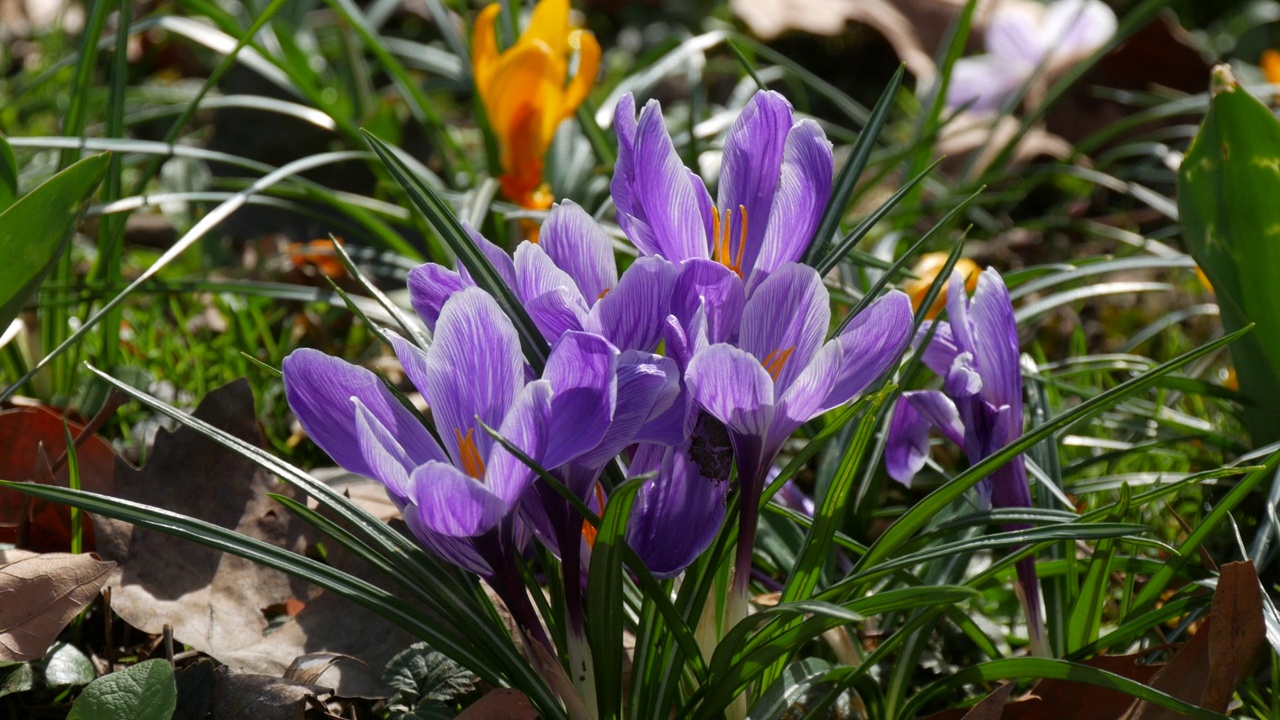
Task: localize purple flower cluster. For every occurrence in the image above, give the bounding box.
[280,90,914,598]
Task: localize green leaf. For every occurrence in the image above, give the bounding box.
[0,152,109,333]
[747,658,832,720]
[383,642,478,707]
[803,65,904,266]
[0,662,33,698]
[898,657,1228,720]
[362,131,549,370]
[1177,66,1280,444]
[68,659,176,720]
[851,325,1252,575]
[0,136,17,212]
[41,642,95,688]
[587,477,644,720]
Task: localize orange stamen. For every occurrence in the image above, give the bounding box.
[581,482,607,548]
[711,205,748,278]
[453,428,487,479]
[597,287,611,300]
[761,346,795,382]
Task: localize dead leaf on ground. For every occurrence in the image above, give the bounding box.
[961,682,1015,720]
[0,406,117,551]
[1131,561,1265,720]
[456,688,538,720]
[96,380,427,698]
[212,665,328,720]
[0,552,115,661]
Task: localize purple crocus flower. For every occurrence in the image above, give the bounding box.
[884,267,1044,652]
[404,205,723,580]
[408,202,676,355]
[947,0,1117,113]
[683,262,914,599]
[282,286,617,581]
[612,89,834,297]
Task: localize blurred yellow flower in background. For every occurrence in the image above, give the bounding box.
[903,252,981,319]
[472,0,600,210]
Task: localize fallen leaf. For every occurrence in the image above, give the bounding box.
[456,688,538,720]
[1132,561,1265,720]
[94,380,313,671]
[921,654,1162,720]
[0,406,117,551]
[212,665,327,720]
[961,681,1016,719]
[0,552,114,661]
[175,660,217,720]
[96,379,426,698]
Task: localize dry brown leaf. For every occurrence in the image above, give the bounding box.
[456,688,538,720]
[96,380,426,698]
[921,653,1162,720]
[0,406,117,551]
[961,681,1016,720]
[212,665,327,720]
[0,552,114,661]
[1131,561,1265,720]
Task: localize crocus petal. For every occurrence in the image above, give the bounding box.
[917,320,960,378]
[471,4,501,99]
[587,255,678,352]
[407,263,469,332]
[283,349,446,478]
[1043,0,1116,58]
[985,1,1046,63]
[824,290,913,408]
[402,505,493,576]
[969,268,1022,414]
[562,30,600,118]
[737,263,830,394]
[539,200,618,302]
[514,241,582,304]
[630,99,712,262]
[611,94,648,247]
[353,398,417,507]
[750,119,833,287]
[626,443,728,578]
[525,287,589,343]
[411,461,510,537]
[945,352,984,400]
[904,390,966,447]
[574,351,679,469]
[484,380,554,506]
[455,222,518,291]
[945,54,1030,113]
[686,343,775,437]
[541,331,618,469]
[770,340,843,450]
[388,331,430,399]
[945,270,978,357]
[718,91,793,279]
[885,397,932,486]
[425,288,525,464]
[524,0,569,56]
[672,258,745,345]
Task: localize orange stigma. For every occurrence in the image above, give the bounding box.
[712,205,748,278]
[581,482,607,548]
[454,428,487,479]
[761,346,795,382]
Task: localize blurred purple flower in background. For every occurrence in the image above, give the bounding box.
[946,0,1117,113]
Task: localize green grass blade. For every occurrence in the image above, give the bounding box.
[852,325,1254,575]
[362,131,550,370]
[897,657,1228,720]
[802,65,905,266]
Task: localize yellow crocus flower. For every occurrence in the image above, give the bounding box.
[472,0,600,210]
[903,252,981,319]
